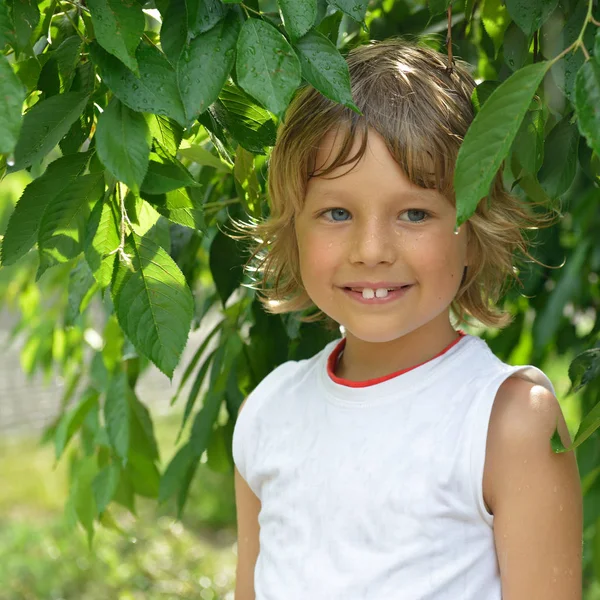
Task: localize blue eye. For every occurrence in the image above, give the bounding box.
[324,208,351,222]
[401,209,429,223]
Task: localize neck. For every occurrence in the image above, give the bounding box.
[336,313,460,382]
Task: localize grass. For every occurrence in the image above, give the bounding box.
[0,413,238,600]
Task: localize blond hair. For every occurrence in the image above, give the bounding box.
[237,36,555,328]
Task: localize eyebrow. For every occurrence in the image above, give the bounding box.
[310,188,439,202]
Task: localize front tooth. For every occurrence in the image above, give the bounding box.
[362,288,375,299]
[375,288,389,298]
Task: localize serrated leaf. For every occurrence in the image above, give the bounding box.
[177,11,240,122]
[236,18,301,119]
[211,82,276,154]
[568,348,600,393]
[575,60,600,159]
[147,114,183,155]
[129,393,160,461]
[454,61,551,226]
[53,36,82,91]
[125,193,171,251]
[96,98,151,194]
[511,108,544,176]
[85,195,120,287]
[327,0,368,23]
[278,0,317,41]
[37,171,105,279]
[111,231,194,377]
[92,463,121,514]
[127,450,160,497]
[504,21,531,72]
[293,28,360,112]
[65,258,97,325]
[140,157,199,194]
[87,0,144,75]
[142,187,205,230]
[537,117,578,198]
[71,455,98,547]
[89,41,187,127]
[10,91,88,171]
[104,370,130,465]
[0,54,26,154]
[1,152,90,266]
[505,0,558,38]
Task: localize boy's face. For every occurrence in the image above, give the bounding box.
[294,126,469,344]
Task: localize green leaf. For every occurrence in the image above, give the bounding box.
[0,0,16,48]
[178,144,232,171]
[575,60,600,159]
[537,117,578,198]
[71,455,98,547]
[503,21,531,72]
[87,0,144,75]
[206,424,231,473]
[209,228,245,305]
[454,61,551,226]
[104,370,130,466]
[160,0,187,65]
[10,0,40,51]
[2,145,90,265]
[211,82,277,154]
[53,36,82,91]
[293,29,360,112]
[85,195,120,288]
[568,348,600,393]
[481,0,511,58]
[92,463,121,514]
[96,98,151,194]
[177,11,240,122]
[142,187,205,230]
[129,393,160,461]
[10,91,89,171]
[471,80,500,113]
[511,107,544,176]
[278,0,317,41]
[140,157,199,194]
[111,231,194,378]
[532,239,590,353]
[127,450,160,497]
[505,0,558,38]
[37,171,105,279]
[89,41,187,127]
[236,18,301,119]
[327,0,368,23]
[54,388,99,461]
[146,114,183,155]
[65,258,97,325]
[0,54,26,154]
[159,442,193,502]
[187,0,227,36]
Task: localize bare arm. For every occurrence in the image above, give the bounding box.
[487,377,583,600]
[234,398,261,600]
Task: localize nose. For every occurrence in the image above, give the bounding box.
[348,216,396,266]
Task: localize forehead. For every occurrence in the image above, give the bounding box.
[306,125,444,203]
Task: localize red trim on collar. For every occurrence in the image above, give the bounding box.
[326,331,466,388]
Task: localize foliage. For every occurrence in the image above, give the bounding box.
[1,0,600,592]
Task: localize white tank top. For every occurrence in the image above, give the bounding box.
[232,333,554,600]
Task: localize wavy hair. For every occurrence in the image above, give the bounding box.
[236,36,556,328]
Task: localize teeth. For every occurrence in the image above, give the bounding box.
[360,288,389,299]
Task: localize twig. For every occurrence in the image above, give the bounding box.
[445,6,454,74]
[590,16,600,27]
[549,0,595,65]
[107,183,134,267]
[241,3,261,16]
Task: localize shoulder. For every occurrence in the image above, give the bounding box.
[484,374,577,514]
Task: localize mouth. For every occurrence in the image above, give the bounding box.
[341,285,413,303]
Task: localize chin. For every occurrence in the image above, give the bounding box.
[340,324,409,344]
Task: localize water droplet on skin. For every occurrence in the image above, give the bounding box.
[453,225,460,235]
[559,504,563,511]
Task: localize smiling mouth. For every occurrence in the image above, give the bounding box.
[342,285,413,300]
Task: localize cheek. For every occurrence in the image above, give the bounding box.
[296,228,341,282]
[410,230,466,275]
